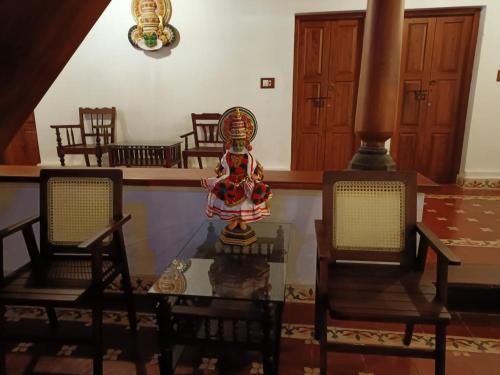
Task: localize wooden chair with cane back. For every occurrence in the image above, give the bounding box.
[51,107,116,167]
[180,113,224,168]
[314,170,461,375]
[0,168,136,375]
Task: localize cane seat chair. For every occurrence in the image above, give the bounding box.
[180,113,224,168]
[51,107,116,167]
[314,171,460,375]
[0,169,136,375]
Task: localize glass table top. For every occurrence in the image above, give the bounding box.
[149,221,289,302]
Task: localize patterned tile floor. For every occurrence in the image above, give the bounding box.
[3,186,500,374]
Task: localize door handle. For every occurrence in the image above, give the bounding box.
[306,96,331,108]
[406,90,428,101]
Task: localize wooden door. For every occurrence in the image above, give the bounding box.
[1,113,41,165]
[391,14,478,183]
[292,16,362,170]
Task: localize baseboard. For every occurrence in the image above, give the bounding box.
[457,175,500,189]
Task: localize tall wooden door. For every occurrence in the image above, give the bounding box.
[391,13,478,183]
[292,16,362,170]
[1,112,41,165]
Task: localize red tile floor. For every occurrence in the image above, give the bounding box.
[4,186,500,374]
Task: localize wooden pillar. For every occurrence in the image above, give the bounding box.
[349,0,405,170]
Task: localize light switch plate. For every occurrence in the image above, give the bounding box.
[260,78,275,89]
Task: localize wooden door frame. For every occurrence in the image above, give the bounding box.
[291,7,481,178]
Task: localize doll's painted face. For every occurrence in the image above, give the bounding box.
[232,139,245,152]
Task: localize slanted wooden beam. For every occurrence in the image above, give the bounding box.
[0,0,111,153]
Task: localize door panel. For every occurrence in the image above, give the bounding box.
[392,18,434,172]
[404,21,433,74]
[421,16,472,182]
[426,133,453,182]
[429,80,458,127]
[303,26,327,77]
[397,133,419,170]
[392,15,475,183]
[323,132,353,171]
[327,82,354,129]
[433,18,468,74]
[400,81,424,125]
[323,19,361,170]
[295,133,324,170]
[293,21,331,170]
[330,20,359,80]
[301,83,323,131]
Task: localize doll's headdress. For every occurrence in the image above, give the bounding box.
[230,108,247,141]
[218,106,258,150]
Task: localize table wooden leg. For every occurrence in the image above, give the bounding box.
[0,305,6,375]
[156,298,173,375]
[262,302,279,375]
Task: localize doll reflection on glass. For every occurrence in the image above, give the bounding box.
[201,107,272,240]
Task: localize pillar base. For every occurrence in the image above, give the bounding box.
[348,144,396,171]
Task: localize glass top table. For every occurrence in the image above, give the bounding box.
[149,221,289,302]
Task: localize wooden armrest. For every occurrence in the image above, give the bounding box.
[416,222,461,265]
[50,124,80,129]
[315,220,331,260]
[0,216,40,239]
[78,214,131,250]
[180,131,194,138]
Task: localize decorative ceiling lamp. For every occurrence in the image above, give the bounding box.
[128,0,178,51]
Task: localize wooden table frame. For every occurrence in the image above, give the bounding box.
[108,142,182,168]
[155,296,283,375]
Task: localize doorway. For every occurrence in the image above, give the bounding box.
[1,112,41,165]
[291,8,480,183]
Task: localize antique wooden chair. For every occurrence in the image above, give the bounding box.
[51,107,116,167]
[314,171,460,375]
[0,169,136,375]
[180,113,224,168]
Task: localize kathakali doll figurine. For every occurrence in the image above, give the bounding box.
[201,107,272,246]
[128,0,178,51]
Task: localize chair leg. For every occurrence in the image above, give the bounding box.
[403,323,414,346]
[314,283,322,341]
[46,307,58,328]
[121,270,137,331]
[92,304,103,375]
[84,154,91,167]
[319,314,328,375]
[59,153,66,166]
[182,152,188,168]
[435,322,447,375]
[197,157,203,169]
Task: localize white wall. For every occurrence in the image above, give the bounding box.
[35,0,500,178]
